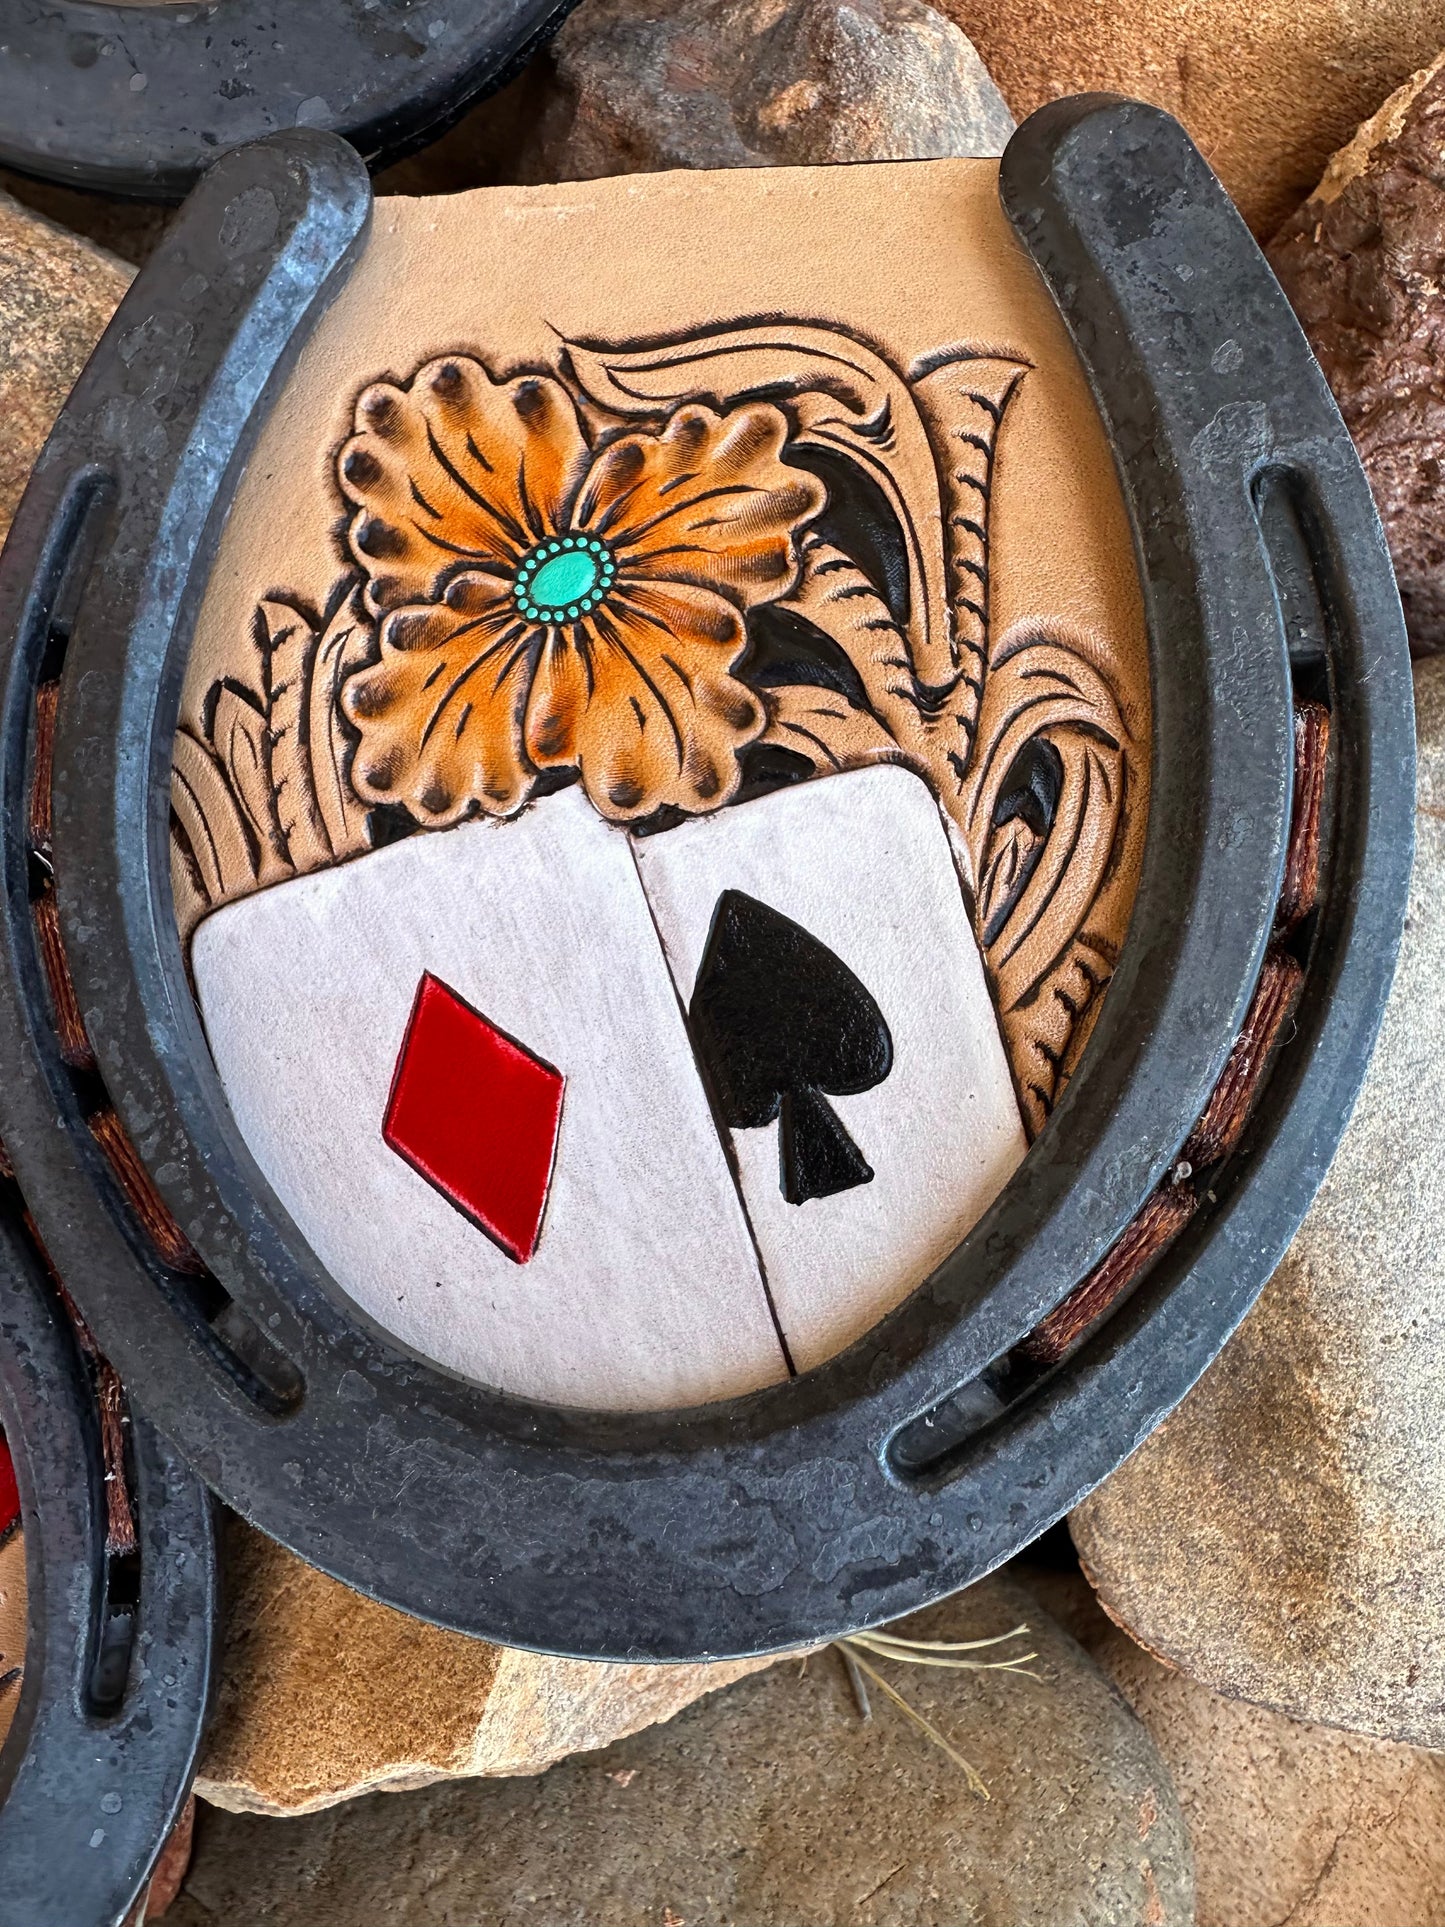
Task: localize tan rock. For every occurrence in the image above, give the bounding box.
[0,192,131,545]
[1071,655,1445,1748]
[931,0,1445,236]
[0,169,168,270]
[176,1575,1195,1926]
[1023,1570,1445,1927]
[195,1518,774,1816]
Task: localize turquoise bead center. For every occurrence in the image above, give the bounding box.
[514,535,615,623]
[532,550,598,605]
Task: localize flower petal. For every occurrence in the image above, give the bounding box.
[572,405,825,608]
[524,580,765,820]
[339,358,589,614]
[341,574,537,824]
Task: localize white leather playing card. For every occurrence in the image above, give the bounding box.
[633,767,1027,1373]
[192,786,788,1411]
[193,767,1025,1410]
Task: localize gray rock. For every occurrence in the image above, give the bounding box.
[383,1,1014,200]
[174,1575,1193,1927]
[1022,1570,1445,1927]
[1072,655,1445,1748]
[511,0,1015,182]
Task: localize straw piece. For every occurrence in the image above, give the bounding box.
[853,1624,1032,1654]
[848,1641,1039,1676]
[840,1646,990,1799]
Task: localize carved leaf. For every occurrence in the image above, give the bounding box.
[258,591,374,873]
[910,355,1029,767]
[309,587,374,860]
[169,574,375,947]
[209,684,290,889]
[960,623,1134,1133]
[171,728,261,907]
[1009,932,1120,1136]
[259,598,332,875]
[761,684,907,773]
[170,835,210,958]
[775,534,958,803]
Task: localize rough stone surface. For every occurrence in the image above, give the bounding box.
[0,169,168,269]
[1023,1570,1445,1927]
[174,1574,1193,1926]
[933,0,1445,236]
[385,0,1014,193]
[196,1518,773,1816]
[1270,55,1445,655]
[1072,656,1445,1749]
[529,0,1014,176]
[0,192,131,545]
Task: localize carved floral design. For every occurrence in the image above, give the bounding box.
[338,362,824,826]
[172,324,1142,1136]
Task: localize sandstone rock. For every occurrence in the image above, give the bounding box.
[1022,1570,1445,1927]
[385,0,1014,193]
[1071,655,1445,1748]
[933,0,1445,236]
[195,1517,773,1816]
[175,1574,1193,1926]
[0,192,131,545]
[0,169,168,270]
[1270,56,1445,655]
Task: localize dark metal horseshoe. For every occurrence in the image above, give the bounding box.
[0,0,580,201]
[0,1198,216,1927]
[0,101,1413,1660]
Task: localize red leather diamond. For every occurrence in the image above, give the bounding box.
[0,1432,18,1541]
[383,973,564,1265]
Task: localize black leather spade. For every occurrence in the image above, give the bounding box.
[690,889,893,1205]
[0,1197,215,1927]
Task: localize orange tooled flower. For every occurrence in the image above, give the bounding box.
[337,357,826,825]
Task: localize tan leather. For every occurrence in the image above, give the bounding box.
[176,160,1148,1134]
